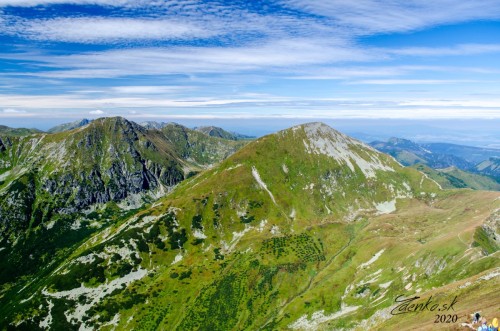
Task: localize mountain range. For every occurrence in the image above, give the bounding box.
[0,119,498,330]
[0,125,42,137]
[370,137,500,190]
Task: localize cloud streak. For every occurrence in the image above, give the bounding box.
[0,0,135,7]
[0,38,376,78]
[5,17,218,43]
[279,0,500,34]
[347,79,478,85]
[1,92,500,120]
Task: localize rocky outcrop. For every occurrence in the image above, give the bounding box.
[0,117,186,238]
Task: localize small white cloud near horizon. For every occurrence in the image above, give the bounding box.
[89,109,104,115]
[3,108,26,113]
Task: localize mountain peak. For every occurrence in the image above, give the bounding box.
[139,121,171,130]
[299,123,395,178]
[195,125,253,140]
[88,116,146,134]
[47,118,91,133]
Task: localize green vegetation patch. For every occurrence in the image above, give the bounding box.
[472,226,498,255]
[261,233,325,263]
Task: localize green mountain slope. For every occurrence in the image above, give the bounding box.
[0,117,185,236]
[0,125,42,137]
[47,119,92,133]
[1,123,498,331]
[412,164,500,191]
[370,137,474,170]
[0,117,187,292]
[476,157,500,180]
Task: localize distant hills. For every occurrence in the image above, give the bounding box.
[420,142,500,164]
[371,137,500,190]
[476,157,500,180]
[140,121,254,140]
[412,164,500,191]
[194,125,254,140]
[0,125,42,136]
[159,122,246,167]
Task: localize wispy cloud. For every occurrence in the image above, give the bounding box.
[392,44,500,57]
[110,86,196,94]
[1,92,499,119]
[347,79,478,85]
[4,40,500,81]
[0,0,132,7]
[0,93,293,109]
[399,99,500,107]
[279,0,500,34]
[1,39,376,78]
[0,1,336,44]
[4,17,218,43]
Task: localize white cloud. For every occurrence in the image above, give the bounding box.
[399,100,500,107]
[4,17,217,43]
[0,0,130,7]
[0,39,377,79]
[4,40,500,81]
[1,93,500,119]
[0,1,334,44]
[391,44,500,57]
[347,79,477,85]
[111,86,194,94]
[279,0,500,34]
[89,109,104,115]
[3,108,26,113]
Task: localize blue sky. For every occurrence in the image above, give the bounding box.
[1,0,500,130]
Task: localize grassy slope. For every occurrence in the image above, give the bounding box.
[412,164,500,191]
[349,190,499,330]
[0,125,42,137]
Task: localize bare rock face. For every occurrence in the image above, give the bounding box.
[0,117,185,238]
